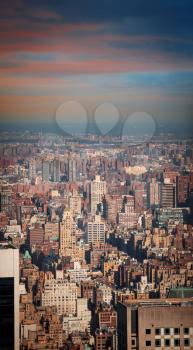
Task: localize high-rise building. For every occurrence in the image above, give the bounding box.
[94,284,113,306]
[103,195,123,224]
[41,278,77,316]
[117,195,138,229]
[91,175,106,214]
[42,159,50,181]
[156,207,186,228]
[68,157,77,182]
[59,209,76,256]
[147,179,160,208]
[28,223,44,248]
[0,242,19,350]
[63,298,91,335]
[177,175,189,206]
[117,300,193,350]
[53,159,60,182]
[87,214,106,244]
[68,190,82,216]
[161,179,176,208]
[44,222,59,241]
[0,184,12,215]
[28,158,36,180]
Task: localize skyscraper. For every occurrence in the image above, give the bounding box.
[28,158,36,180]
[91,175,106,214]
[161,179,176,208]
[86,214,106,244]
[41,278,77,316]
[0,242,19,350]
[147,178,160,208]
[0,184,12,215]
[53,158,60,182]
[118,195,138,229]
[42,159,50,181]
[68,157,77,182]
[177,175,189,206]
[59,209,76,256]
[68,190,82,216]
[28,223,44,248]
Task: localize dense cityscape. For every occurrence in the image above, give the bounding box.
[1,0,193,348]
[0,131,193,349]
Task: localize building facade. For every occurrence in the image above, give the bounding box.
[117,300,193,350]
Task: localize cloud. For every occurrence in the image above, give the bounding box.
[0,0,193,132]
[31,10,63,21]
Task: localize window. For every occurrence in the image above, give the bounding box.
[174,328,180,335]
[155,328,161,335]
[184,328,189,335]
[155,339,161,347]
[184,338,190,346]
[165,339,170,347]
[174,339,180,346]
[132,339,135,346]
[164,328,170,335]
[146,329,151,335]
[146,340,151,346]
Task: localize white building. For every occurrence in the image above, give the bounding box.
[41,279,77,316]
[63,298,91,335]
[21,323,37,341]
[5,222,22,238]
[87,214,106,244]
[68,190,82,216]
[91,175,106,214]
[67,262,88,283]
[98,284,112,305]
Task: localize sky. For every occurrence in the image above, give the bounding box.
[0,0,193,135]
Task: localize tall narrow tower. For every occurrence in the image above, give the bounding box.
[68,157,77,182]
[53,158,60,182]
[59,209,76,256]
[42,159,50,181]
[91,175,106,214]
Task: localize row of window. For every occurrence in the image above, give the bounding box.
[146,327,190,335]
[146,338,190,347]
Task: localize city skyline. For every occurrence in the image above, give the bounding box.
[0,130,193,350]
[1,3,193,349]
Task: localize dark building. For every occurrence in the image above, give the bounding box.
[42,159,50,182]
[68,157,77,182]
[161,182,176,208]
[177,175,189,206]
[95,329,117,350]
[0,243,19,350]
[53,158,60,182]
